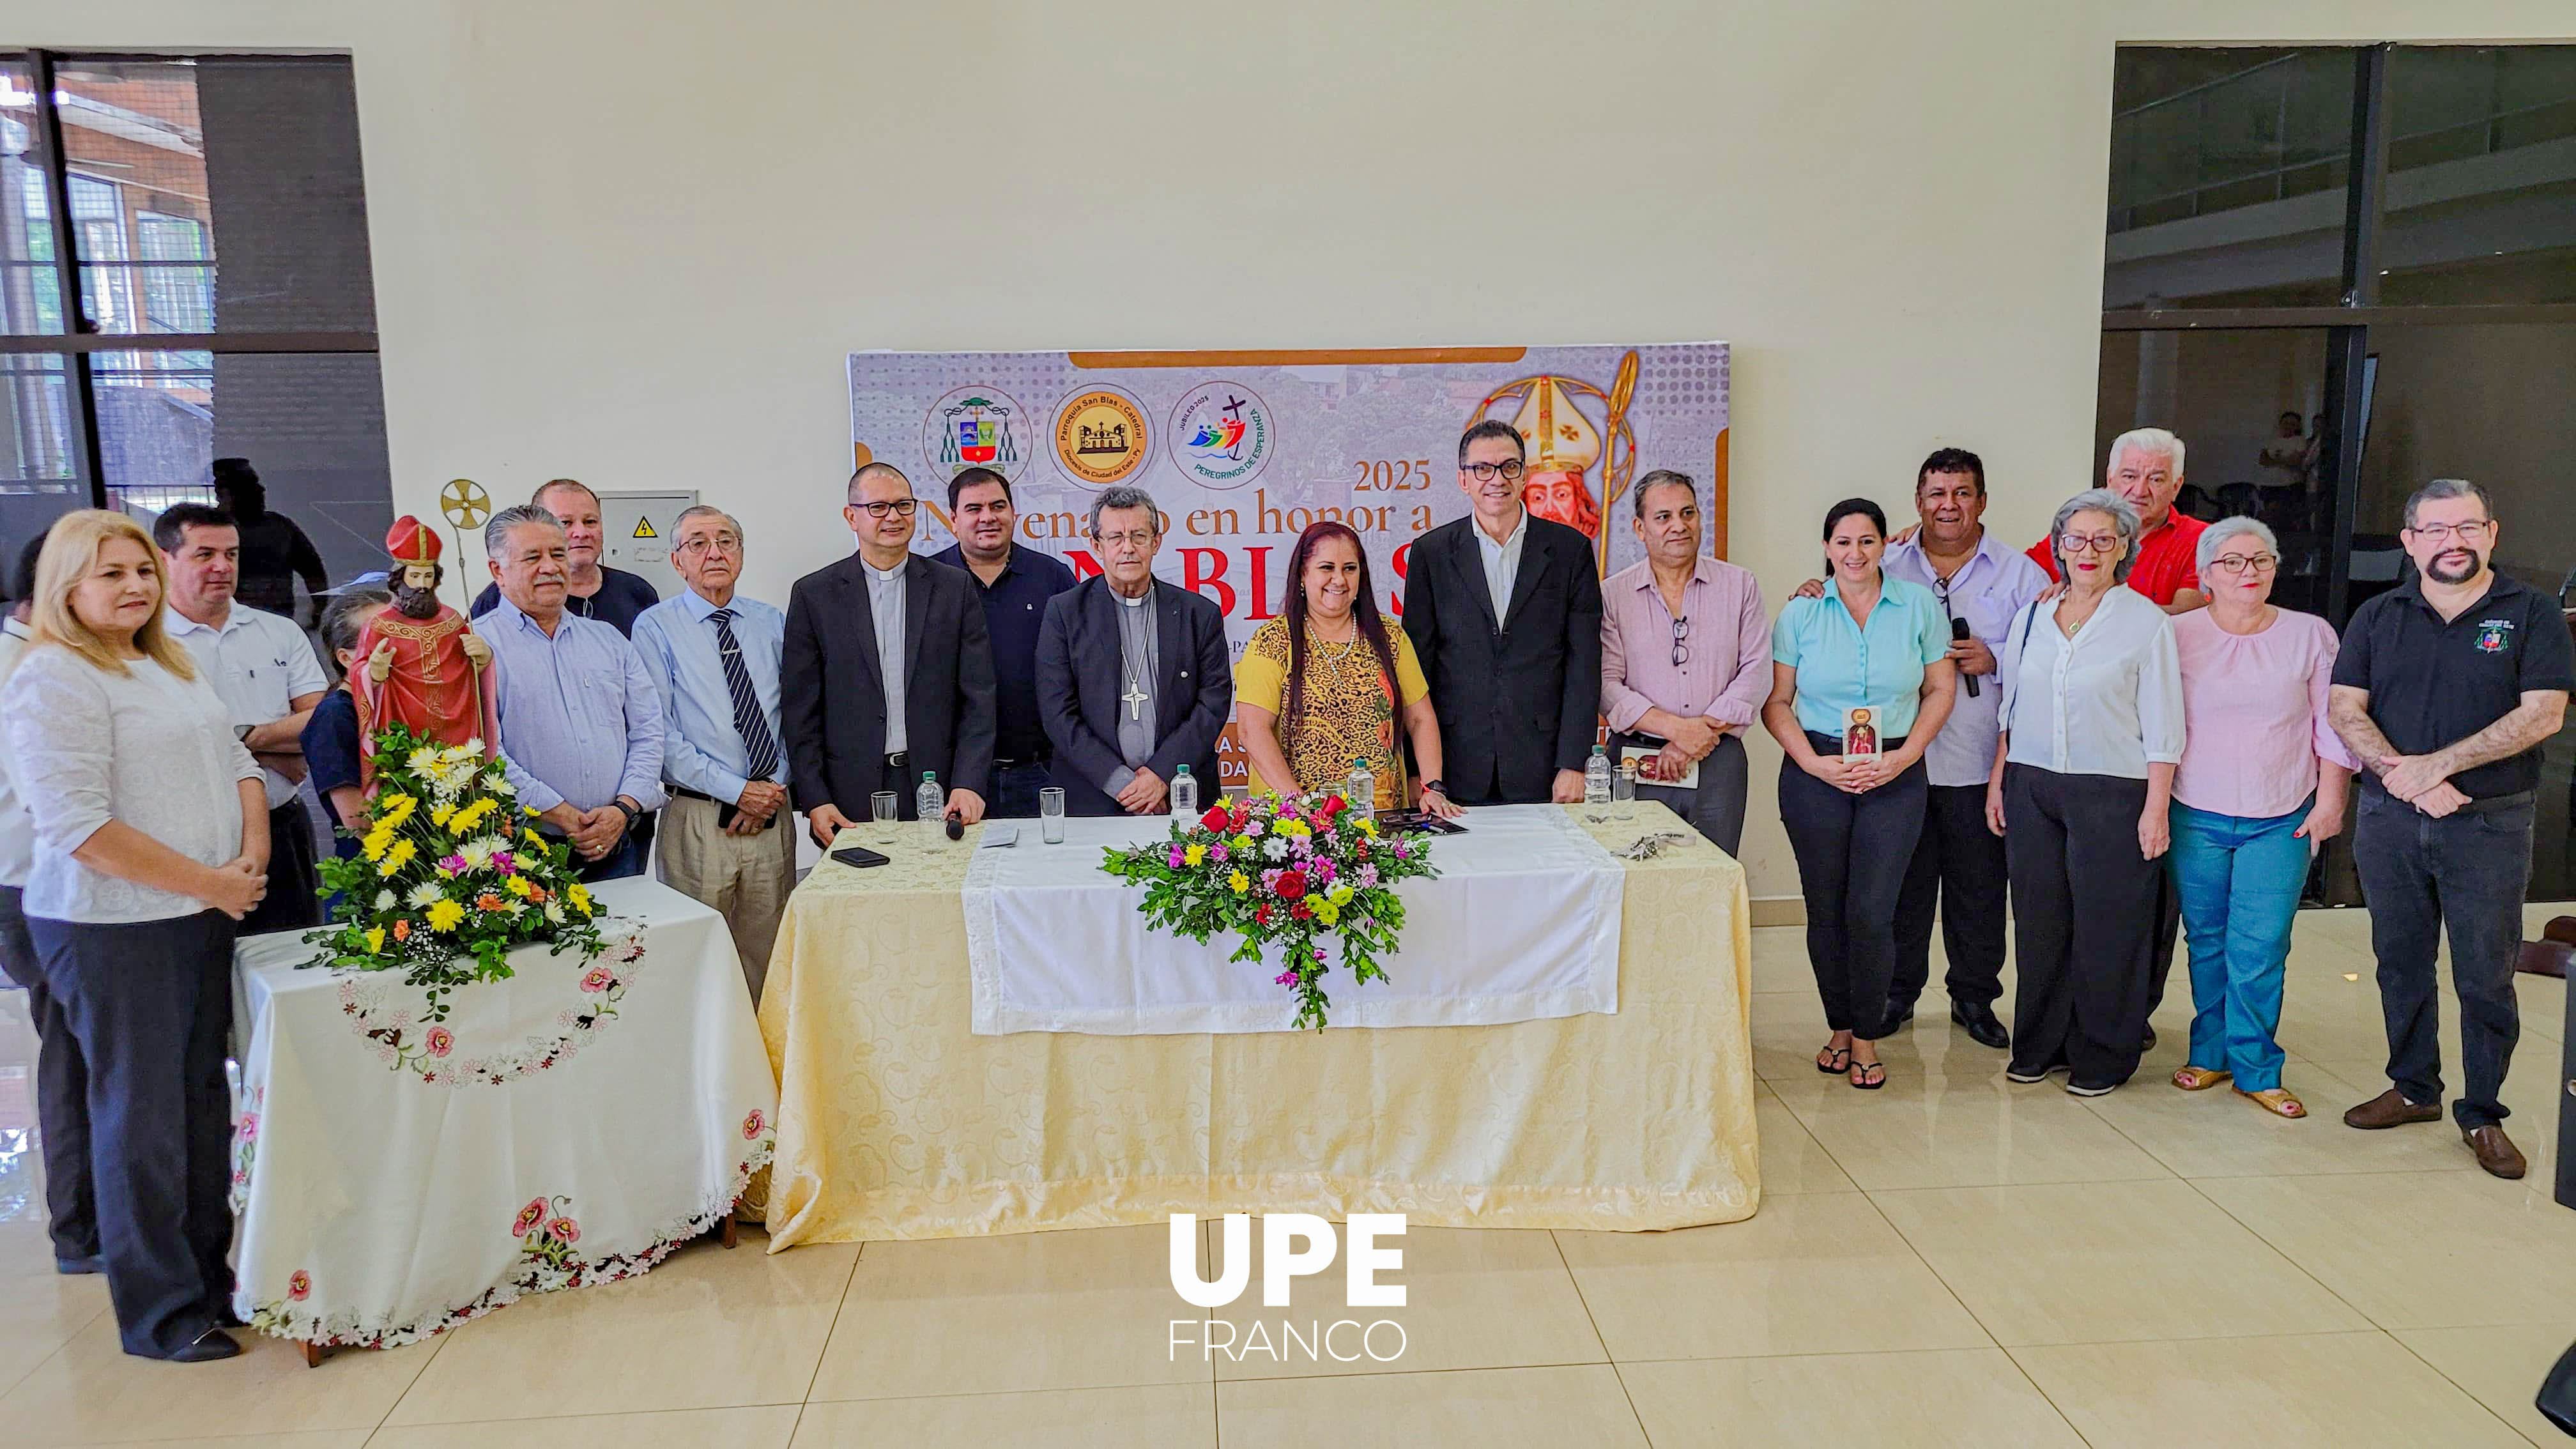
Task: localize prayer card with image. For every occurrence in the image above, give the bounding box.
[1843,707,1879,756]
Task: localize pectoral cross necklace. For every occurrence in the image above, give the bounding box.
[1123,675,1149,720]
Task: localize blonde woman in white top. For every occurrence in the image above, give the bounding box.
[0,510,266,1363]
[1988,489,2184,1098]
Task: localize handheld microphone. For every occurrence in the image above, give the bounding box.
[1951,617,1981,698]
[944,810,965,841]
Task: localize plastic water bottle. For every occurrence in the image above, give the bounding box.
[1170,763,1199,820]
[1584,743,1612,805]
[1346,757,1375,824]
[1613,755,1637,818]
[916,770,944,845]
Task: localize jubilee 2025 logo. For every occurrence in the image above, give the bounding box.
[1168,381,1273,489]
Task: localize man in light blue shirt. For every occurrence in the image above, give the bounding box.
[1879,449,2047,1048]
[482,506,666,882]
[632,506,792,996]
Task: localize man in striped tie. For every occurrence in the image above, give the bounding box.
[632,505,794,1001]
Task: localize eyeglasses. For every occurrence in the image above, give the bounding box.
[852,498,919,519]
[2205,553,2278,577]
[674,533,742,557]
[1670,615,1690,668]
[2404,519,2492,545]
[2059,533,2123,555]
[1092,529,1156,549]
[1464,459,1527,483]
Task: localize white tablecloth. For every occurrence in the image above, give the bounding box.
[226,878,778,1350]
[960,804,1623,1035]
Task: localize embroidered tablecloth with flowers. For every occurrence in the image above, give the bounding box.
[226,877,778,1350]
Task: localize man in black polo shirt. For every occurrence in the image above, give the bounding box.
[930,466,1077,817]
[2329,478,2573,1179]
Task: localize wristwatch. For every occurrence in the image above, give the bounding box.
[1419,779,1446,799]
[611,798,640,827]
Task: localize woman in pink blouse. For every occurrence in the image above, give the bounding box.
[2168,517,2356,1117]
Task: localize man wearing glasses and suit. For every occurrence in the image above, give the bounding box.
[783,463,996,846]
[1597,469,1768,855]
[1402,419,1604,808]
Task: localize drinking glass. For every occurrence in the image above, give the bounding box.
[871,790,900,845]
[1612,763,1636,819]
[1039,787,1068,844]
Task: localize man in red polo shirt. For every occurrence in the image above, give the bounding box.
[2028,428,2208,613]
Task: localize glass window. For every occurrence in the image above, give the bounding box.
[57,56,374,334]
[2106,48,2359,309]
[0,59,65,334]
[0,351,82,571]
[2380,46,2576,305]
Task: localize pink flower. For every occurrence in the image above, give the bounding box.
[1274,969,1300,986]
[236,1112,259,1140]
[742,1109,767,1140]
[425,1026,454,1058]
[580,967,617,993]
[1358,864,1379,887]
[1211,843,1229,864]
[1312,858,1335,884]
[513,1197,548,1236]
[548,1216,581,1245]
[288,1269,311,1301]
[440,854,470,874]
[492,850,515,873]
[1167,845,1186,868]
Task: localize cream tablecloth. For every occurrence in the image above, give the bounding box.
[756,803,1757,1244]
[963,805,1625,1034]
[227,879,779,1349]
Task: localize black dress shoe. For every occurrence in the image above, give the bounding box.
[1884,997,1917,1031]
[54,1254,105,1276]
[2141,1025,2158,1051]
[210,1305,247,1330]
[1950,999,2010,1050]
[164,1328,242,1363]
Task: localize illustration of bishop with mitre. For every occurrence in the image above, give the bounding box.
[354,515,500,792]
[1512,376,1605,539]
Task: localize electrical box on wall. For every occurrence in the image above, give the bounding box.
[596,491,698,598]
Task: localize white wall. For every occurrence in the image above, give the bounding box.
[11,0,2571,903]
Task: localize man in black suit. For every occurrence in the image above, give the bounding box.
[1401,418,1603,805]
[1034,486,1232,816]
[783,462,997,845]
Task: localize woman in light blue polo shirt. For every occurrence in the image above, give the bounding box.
[1761,498,1958,1089]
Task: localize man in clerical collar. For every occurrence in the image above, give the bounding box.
[929,466,1076,818]
[1034,486,1231,816]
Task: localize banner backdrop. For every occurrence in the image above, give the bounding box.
[850,344,1731,782]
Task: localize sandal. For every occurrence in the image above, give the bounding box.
[2172,1066,2232,1092]
[2237,1087,2306,1119]
[1848,1059,1887,1091]
[1815,1043,1851,1075]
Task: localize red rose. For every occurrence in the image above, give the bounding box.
[1319,794,1344,818]
[1274,870,1307,900]
[1290,902,1314,921]
[1200,805,1232,832]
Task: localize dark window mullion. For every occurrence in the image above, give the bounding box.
[29,49,105,508]
[2320,45,2391,628]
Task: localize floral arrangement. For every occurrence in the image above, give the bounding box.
[1099,790,1437,1029]
[310,723,605,1015]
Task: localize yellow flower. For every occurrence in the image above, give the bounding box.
[1356,817,1379,838]
[1326,883,1354,907]
[364,926,387,954]
[504,875,535,898]
[1231,834,1255,852]
[378,839,418,877]
[376,794,417,826]
[360,826,394,862]
[564,882,594,916]
[1313,899,1340,926]
[431,802,456,828]
[1273,818,1310,838]
[1228,870,1249,894]
[424,898,467,933]
[1184,843,1208,867]
[450,798,497,832]
[523,828,547,847]
[523,804,543,816]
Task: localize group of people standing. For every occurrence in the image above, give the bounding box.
[0,416,2562,1365]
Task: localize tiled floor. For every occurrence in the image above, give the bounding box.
[3,905,2572,1446]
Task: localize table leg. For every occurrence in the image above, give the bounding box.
[717,1213,739,1250]
[299,1340,326,1369]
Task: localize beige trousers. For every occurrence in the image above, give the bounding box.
[656,792,795,1002]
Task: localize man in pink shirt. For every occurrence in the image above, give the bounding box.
[1599,470,1770,854]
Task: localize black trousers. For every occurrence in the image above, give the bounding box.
[29,910,238,1357]
[240,797,319,936]
[2141,869,2183,1018]
[2352,788,2531,1130]
[1891,782,2009,1009]
[1779,734,1927,1039]
[2003,765,2161,1087]
[1,884,96,1263]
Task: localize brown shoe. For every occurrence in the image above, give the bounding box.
[2342,1088,2441,1130]
[2462,1125,2527,1179]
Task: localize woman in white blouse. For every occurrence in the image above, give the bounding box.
[1986,489,2183,1098]
[0,510,268,1363]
